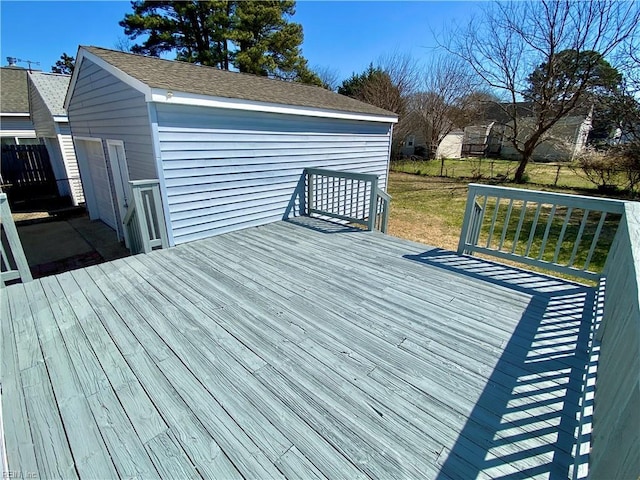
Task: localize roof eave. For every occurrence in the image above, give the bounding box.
[150,88,398,124]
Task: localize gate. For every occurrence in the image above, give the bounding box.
[1,144,58,203]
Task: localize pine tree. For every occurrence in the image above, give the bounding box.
[51,53,75,75]
[120,0,320,85]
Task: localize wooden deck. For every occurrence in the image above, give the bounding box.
[1,217,596,479]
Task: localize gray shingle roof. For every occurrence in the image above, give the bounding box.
[29,72,70,117]
[83,46,397,118]
[1,67,30,113]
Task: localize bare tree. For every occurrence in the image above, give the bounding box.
[446,0,639,182]
[114,36,133,53]
[314,65,340,91]
[405,55,478,160]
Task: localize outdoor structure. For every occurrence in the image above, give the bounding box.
[1,178,638,478]
[65,46,397,246]
[28,72,84,205]
[436,130,464,159]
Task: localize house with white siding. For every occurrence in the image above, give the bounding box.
[28,72,84,205]
[0,67,37,145]
[65,46,397,246]
[1,67,84,206]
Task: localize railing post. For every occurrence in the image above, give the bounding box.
[151,183,169,249]
[367,177,378,231]
[0,193,33,285]
[458,185,478,254]
[381,196,389,233]
[306,169,313,216]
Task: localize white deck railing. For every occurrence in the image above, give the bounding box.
[305,168,391,233]
[0,193,32,286]
[123,180,169,255]
[589,201,640,478]
[458,184,639,477]
[458,183,626,280]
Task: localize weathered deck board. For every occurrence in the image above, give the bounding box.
[1,218,596,479]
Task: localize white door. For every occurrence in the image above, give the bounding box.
[106,140,131,224]
[76,138,117,230]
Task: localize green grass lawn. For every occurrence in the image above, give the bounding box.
[386,171,618,283]
[391,158,597,190]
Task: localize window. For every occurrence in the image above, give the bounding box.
[406,135,415,147]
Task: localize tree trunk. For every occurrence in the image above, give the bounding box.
[514,155,531,183]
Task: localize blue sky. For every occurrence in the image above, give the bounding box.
[0,1,481,81]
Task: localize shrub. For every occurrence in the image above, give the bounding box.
[570,148,624,192]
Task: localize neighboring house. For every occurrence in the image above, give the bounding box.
[1,66,84,205]
[397,111,428,157]
[500,108,593,161]
[0,67,38,145]
[65,46,397,246]
[461,102,593,161]
[28,72,84,205]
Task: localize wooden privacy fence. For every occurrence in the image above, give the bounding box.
[122,180,169,254]
[1,144,58,202]
[305,168,390,233]
[458,183,627,280]
[1,193,32,285]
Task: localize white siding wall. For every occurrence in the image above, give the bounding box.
[67,59,156,178]
[58,127,85,205]
[156,104,392,244]
[0,116,36,138]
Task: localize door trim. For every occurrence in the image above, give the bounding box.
[106,139,131,228]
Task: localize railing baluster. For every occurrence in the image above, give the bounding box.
[486,196,502,249]
[511,200,528,254]
[144,192,156,240]
[553,207,573,263]
[537,204,557,261]
[583,211,607,271]
[498,198,514,251]
[568,209,590,267]
[524,203,543,258]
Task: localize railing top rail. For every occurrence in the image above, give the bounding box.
[129,179,161,188]
[467,183,627,214]
[305,168,379,182]
[122,201,136,226]
[377,190,391,202]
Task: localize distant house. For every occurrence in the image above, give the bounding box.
[28,72,84,205]
[0,67,84,205]
[0,67,37,145]
[461,102,593,161]
[65,46,397,245]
